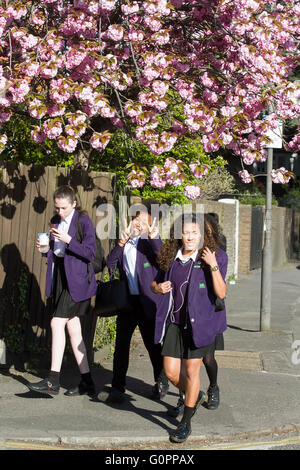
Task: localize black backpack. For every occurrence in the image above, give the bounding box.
[75,213,105,282]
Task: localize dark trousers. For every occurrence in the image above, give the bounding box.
[112,296,166,393]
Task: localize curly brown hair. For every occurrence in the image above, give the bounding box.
[157,213,220,272]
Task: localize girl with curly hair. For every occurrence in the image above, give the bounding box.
[151,213,228,443]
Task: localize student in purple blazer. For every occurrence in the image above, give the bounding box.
[97,208,168,404]
[168,213,227,418]
[27,185,97,397]
[151,213,228,443]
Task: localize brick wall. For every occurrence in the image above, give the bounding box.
[271,206,300,266]
[238,204,252,274]
[198,200,237,279]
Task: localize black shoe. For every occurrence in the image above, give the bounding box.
[65,380,96,397]
[151,381,169,400]
[97,387,125,404]
[167,392,185,418]
[207,385,219,410]
[169,421,191,443]
[27,378,60,396]
[192,390,206,416]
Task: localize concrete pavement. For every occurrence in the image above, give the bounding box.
[0,262,300,449]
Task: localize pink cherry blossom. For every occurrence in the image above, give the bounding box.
[121,3,139,15]
[238,170,252,184]
[270,167,291,184]
[144,16,162,32]
[107,25,124,41]
[8,80,30,104]
[68,111,88,125]
[189,163,209,179]
[48,103,66,117]
[50,78,73,104]
[150,166,167,189]
[28,98,47,119]
[39,62,58,79]
[0,0,298,191]
[89,132,112,150]
[285,134,300,153]
[164,159,183,185]
[22,62,40,77]
[128,28,144,42]
[0,133,7,153]
[152,80,169,97]
[127,170,146,188]
[0,109,12,123]
[42,119,63,139]
[142,66,160,82]
[184,185,201,200]
[31,126,46,143]
[57,136,78,153]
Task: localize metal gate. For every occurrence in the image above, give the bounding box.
[250,206,264,270]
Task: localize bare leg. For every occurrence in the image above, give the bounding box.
[50,317,68,372]
[183,358,202,407]
[163,356,185,391]
[66,316,90,374]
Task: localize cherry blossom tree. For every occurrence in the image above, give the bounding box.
[0,0,299,198]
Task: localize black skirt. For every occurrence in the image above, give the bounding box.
[161,323,215,359]
[52,256,91,319]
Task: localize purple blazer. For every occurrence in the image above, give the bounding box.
[106,237,162,319]
[45,211,97,302]
[154,248,228,348]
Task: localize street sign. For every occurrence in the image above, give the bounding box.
[265,122,283,149]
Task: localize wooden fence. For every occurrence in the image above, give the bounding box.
[0,161,115,363]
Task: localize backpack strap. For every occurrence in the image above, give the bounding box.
[75,212,92,283]
[75,212,84,242]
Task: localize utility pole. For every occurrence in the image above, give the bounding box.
[259,112,283,331]
[260,147,273,331]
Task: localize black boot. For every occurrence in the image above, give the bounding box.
[169,405,194,443]
[192,390,206,416]
[167,391,185,418]
[65,372,96,397]
[207,385,220,410]
[97,386,126,404]
[151,381,169,400]
[27,371,60,396]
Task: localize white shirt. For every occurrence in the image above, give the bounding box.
[123,236,140,295]
[53,209,75,257]
[175,248,198,264]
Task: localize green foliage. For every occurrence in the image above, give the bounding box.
[17,266,30,321]
[4,324,24,354]
[237,191,278,206]
[92,131,228,203]
[1,114,74,167]
[93,317,117,351]
[2,115,230,205]
[278,182,300,209]
[3,265,30,353]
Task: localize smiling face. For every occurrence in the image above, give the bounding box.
[182,222,201,253]
[54,197,76,220]
[131,211,151,237]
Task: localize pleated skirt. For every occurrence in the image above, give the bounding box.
[52,255,91,318]
[161,323,215,359]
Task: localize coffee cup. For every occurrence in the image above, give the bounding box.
[38,233,50,253]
